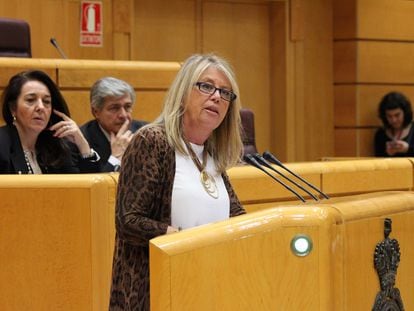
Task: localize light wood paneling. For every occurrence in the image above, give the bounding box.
[112,0,132,33]
[358,0,414,40]
[333,41,357,83]
[333,0,356,39]
[334,0,414,156]
[151,206,335,310]
[0,0,114,59]
[135,91,166,122]
[360,127,376,156]
[151,191,414,310]
[359,41,414,83]
[56,60,180,88]
[334,85,357,126]
[133,0,196,61]
[269,2,289,159]
[334,128,357,156]
[203,1,271,156]
[335,0,414,40]
[0,58,180,126]
[0,174,117,311]
[62,90,91,125]
[334,128,377,157]
[335,85,414,127]
[298,0,334,161]
[321,158,412,195]
[112,33,131,60]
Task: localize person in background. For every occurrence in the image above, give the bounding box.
[109,54,246,311]
[374,91,414,157]
[81,77,147,172]
[0,70,99,174]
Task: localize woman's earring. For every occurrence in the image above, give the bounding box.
[12,115,16,125]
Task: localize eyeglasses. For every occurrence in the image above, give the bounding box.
[195,82,237,102]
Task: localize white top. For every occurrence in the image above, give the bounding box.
[171,143,230,230]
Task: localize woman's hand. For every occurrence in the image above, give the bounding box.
[49,109,92,156]
[386,140,409,156]
[166,226,180,234]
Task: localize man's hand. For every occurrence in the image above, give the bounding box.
[110,119,133,160]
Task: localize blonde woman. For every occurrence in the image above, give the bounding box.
[109,54,246,311]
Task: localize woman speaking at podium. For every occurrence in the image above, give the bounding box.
[109,54,246,310]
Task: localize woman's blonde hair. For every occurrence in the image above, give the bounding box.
[154,53,243,173]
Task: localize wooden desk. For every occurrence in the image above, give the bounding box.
[150,191,414,310]
[229,158,413,212]
[0,174,117,311]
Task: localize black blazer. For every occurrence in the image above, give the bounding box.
[0,125,81,174]
[80,119,147,172]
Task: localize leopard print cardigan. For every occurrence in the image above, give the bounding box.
[109,125,245,311]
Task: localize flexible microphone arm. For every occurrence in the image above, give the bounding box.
[50,38,68,59]
[262,151,330,199]
[252,153,318,201]
[243,154,306,203]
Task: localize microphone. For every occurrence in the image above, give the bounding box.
[243,154,306,203]
[252,153,318,201]
[50,38,68,59]
[262,151,330,199]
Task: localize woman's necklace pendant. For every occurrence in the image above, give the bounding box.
[200,170,219,199]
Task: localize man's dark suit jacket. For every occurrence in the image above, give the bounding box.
[80,119,147,172]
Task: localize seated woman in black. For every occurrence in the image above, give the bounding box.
[0,70,99,174]
[374,91,414,157]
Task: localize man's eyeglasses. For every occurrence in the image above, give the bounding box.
[195,82,237,102]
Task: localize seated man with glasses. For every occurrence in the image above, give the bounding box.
[80,77,147,172]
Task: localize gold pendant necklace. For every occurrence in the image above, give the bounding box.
[184,140,219,199]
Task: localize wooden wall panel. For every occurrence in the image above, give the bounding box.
[334,85,357,126]
[335,128,376,157]
[57,62,179,89]
[203,2,271,155]
[133,0,197,61]
[333,0,356,39]
[135,91,166,122]
[269,2,289,159]
[358,0,414,40]
[335,128,357,157]
[0,0,114,59]
[62,90,91,126]
[335,85,414,128]
[358,41,414,83]
[333,41,357,83]
[359,128,376,156]
[358,86,414,126]
[0,59,179,126]
[293,0,334,161]
[334,0,414,157]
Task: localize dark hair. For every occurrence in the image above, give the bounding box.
[1,70,72,168]
[378,92,413,129]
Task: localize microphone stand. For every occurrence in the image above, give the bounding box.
[50,38,68,59]
[243,154,306,203]
[252,153,318,201]
[262,151,330,199]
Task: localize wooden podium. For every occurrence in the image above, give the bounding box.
[150,191,414,310]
